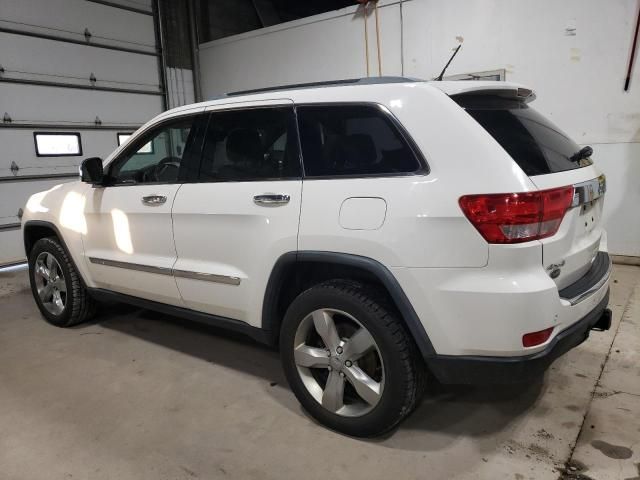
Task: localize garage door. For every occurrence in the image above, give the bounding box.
[0,0,164,266]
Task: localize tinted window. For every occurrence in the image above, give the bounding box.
[456,95,591,176]
[109,117,195,184]
[199,107,300,181]
[297,104,422,177]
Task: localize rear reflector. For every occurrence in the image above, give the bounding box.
[522,327,554,347]
[459,186,574,244]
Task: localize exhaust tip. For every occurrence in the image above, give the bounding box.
[592,308,612,332]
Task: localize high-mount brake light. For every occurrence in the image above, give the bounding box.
[459,186,574,244]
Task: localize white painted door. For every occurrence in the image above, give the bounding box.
[171,102,302,326]
[82,115,198,305]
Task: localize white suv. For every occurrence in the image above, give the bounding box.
[22,77,612,436]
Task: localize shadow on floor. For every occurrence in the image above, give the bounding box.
[88,303,545,451]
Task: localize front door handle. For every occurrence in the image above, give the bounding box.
[142,195,167,206]
[253,194,290,206]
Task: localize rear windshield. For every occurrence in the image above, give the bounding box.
[455,95,592,176]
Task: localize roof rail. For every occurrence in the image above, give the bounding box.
[226,76,420,96]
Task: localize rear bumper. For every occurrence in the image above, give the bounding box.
[426,290,611,384]
[559,251,612,305]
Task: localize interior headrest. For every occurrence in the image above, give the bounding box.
[331,133,377,169]
[226,129,263,165]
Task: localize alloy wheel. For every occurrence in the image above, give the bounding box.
[293,308,385,417]
[33,252,67,315]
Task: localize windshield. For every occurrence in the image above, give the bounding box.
[455,95,592,176]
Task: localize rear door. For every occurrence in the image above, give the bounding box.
[456,94,606,289]
[171,100,302,326]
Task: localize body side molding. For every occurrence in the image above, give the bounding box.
[88,257,242,285]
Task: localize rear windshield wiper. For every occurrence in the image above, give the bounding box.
[569,145,593,163]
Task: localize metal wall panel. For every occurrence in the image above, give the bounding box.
[0,32,160,91]
[0,0,156,53]
[0,229,26,266]
[1,83,162,125]
[0,0,163,265]
[0,129,134,174]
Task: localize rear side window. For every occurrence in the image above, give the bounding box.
[297,104,422,177]
[199,107,301,181]
[455,95,592,176]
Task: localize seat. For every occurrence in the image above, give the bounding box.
[219,128,264,179]
[328,133,377,173]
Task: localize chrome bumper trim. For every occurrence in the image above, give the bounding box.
[561,254,612,306]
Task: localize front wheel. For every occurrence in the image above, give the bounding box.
[280,280,425,437]
[28,237,95,327]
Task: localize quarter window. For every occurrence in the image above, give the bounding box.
[199,107,301,181]
[108,117,195,184]
[297,105,422,177]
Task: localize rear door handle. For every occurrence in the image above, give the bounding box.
[141,195,167,206]
[253,194,290,206]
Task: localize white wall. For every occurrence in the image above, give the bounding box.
[199,0,640,257]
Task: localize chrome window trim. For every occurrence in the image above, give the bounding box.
[571,175,606,207]
[88,257,241,285]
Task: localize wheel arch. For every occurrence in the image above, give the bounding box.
[23,220,88,287]
[261,251,436,358]
[23,220,60,256]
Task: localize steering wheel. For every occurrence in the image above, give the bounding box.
[151,156,181,182]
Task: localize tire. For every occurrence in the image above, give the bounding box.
[280,280,425,437]
[28,236,96,327]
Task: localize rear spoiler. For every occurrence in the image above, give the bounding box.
[454,87,536,103]
[429,81,536,103]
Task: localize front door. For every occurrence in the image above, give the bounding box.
[83,113,204,305]
[171,101,302,326]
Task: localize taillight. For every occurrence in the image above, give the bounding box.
[459,186,574,244]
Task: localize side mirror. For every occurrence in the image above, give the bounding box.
[80,157,104,184]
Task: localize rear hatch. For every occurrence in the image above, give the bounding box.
[453,90,606,290]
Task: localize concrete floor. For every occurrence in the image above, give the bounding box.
[1,266,639,480]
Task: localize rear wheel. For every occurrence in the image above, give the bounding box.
[280,280,425,437]
[28,237,95,327]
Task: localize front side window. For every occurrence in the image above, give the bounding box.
[108,117,195,184]
[199,107,301,181]
[297,104,422,177]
